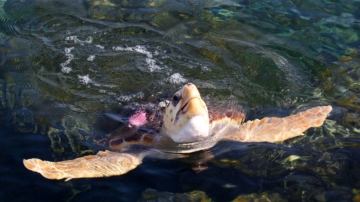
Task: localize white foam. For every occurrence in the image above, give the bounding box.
[87,55,95,61]
[103,84,116,88]
[113,45,152,58]
[113,45,161,72]
[146,58,161,72]
[117,92,144,102]
[61,47,74,73]
[78,75,92,84]
[64,47,73,54]
[65,36,93,45]
[158,100,170,108]
[202,65,210,71]
[168,73,187,84]
[62,67,72,73]
[96,44,105,49]
[85,36,93,43]
[94,83,116,88]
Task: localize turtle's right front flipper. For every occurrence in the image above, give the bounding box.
[223,106,332,143]
[23,151,142,181]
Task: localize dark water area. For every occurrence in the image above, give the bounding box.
[1,0,360,201]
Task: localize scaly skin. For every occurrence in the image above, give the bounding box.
[223,106,332,142]
[23,83,332,180]
[23,151,141,181]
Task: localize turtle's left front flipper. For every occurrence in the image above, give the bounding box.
[223,106,332,143]
[23,150,142,181]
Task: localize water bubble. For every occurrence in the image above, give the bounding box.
[87,55,95,61]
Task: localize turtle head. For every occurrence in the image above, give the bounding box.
[161,83,210,143]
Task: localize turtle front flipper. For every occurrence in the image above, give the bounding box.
[223,106,332,143]
[23,151,142,181]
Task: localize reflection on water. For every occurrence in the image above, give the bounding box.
[0,0,360,201]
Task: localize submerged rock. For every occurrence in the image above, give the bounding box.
[232,192,286,202]
[139,189,212,202]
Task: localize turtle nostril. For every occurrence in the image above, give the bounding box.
[186,83,193,86]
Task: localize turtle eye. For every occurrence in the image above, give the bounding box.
[172,92,181,107]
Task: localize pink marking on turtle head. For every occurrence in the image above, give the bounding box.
[129,111,147,127]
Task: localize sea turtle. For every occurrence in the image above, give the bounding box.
[23,83,332,181]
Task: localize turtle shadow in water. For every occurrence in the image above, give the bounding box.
[173,149,214,174]
[159,140,249,174]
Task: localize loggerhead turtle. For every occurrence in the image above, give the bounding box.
[23,83,332,181]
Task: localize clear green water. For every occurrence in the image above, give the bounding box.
[0,0,360,201]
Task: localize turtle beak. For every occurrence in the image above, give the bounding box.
[180,83,207,115]
[182,97,207,115]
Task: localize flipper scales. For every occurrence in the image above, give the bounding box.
[23,151,142,181]
[224,106,332,142]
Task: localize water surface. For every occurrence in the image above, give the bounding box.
[1,0,360,201]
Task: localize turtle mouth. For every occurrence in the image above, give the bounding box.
[180,100,190,113]
[174,98,193,124]
[180,96,200,114]
[173,100,190,123]
[174,97,206,124]
[181,97,205,115]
